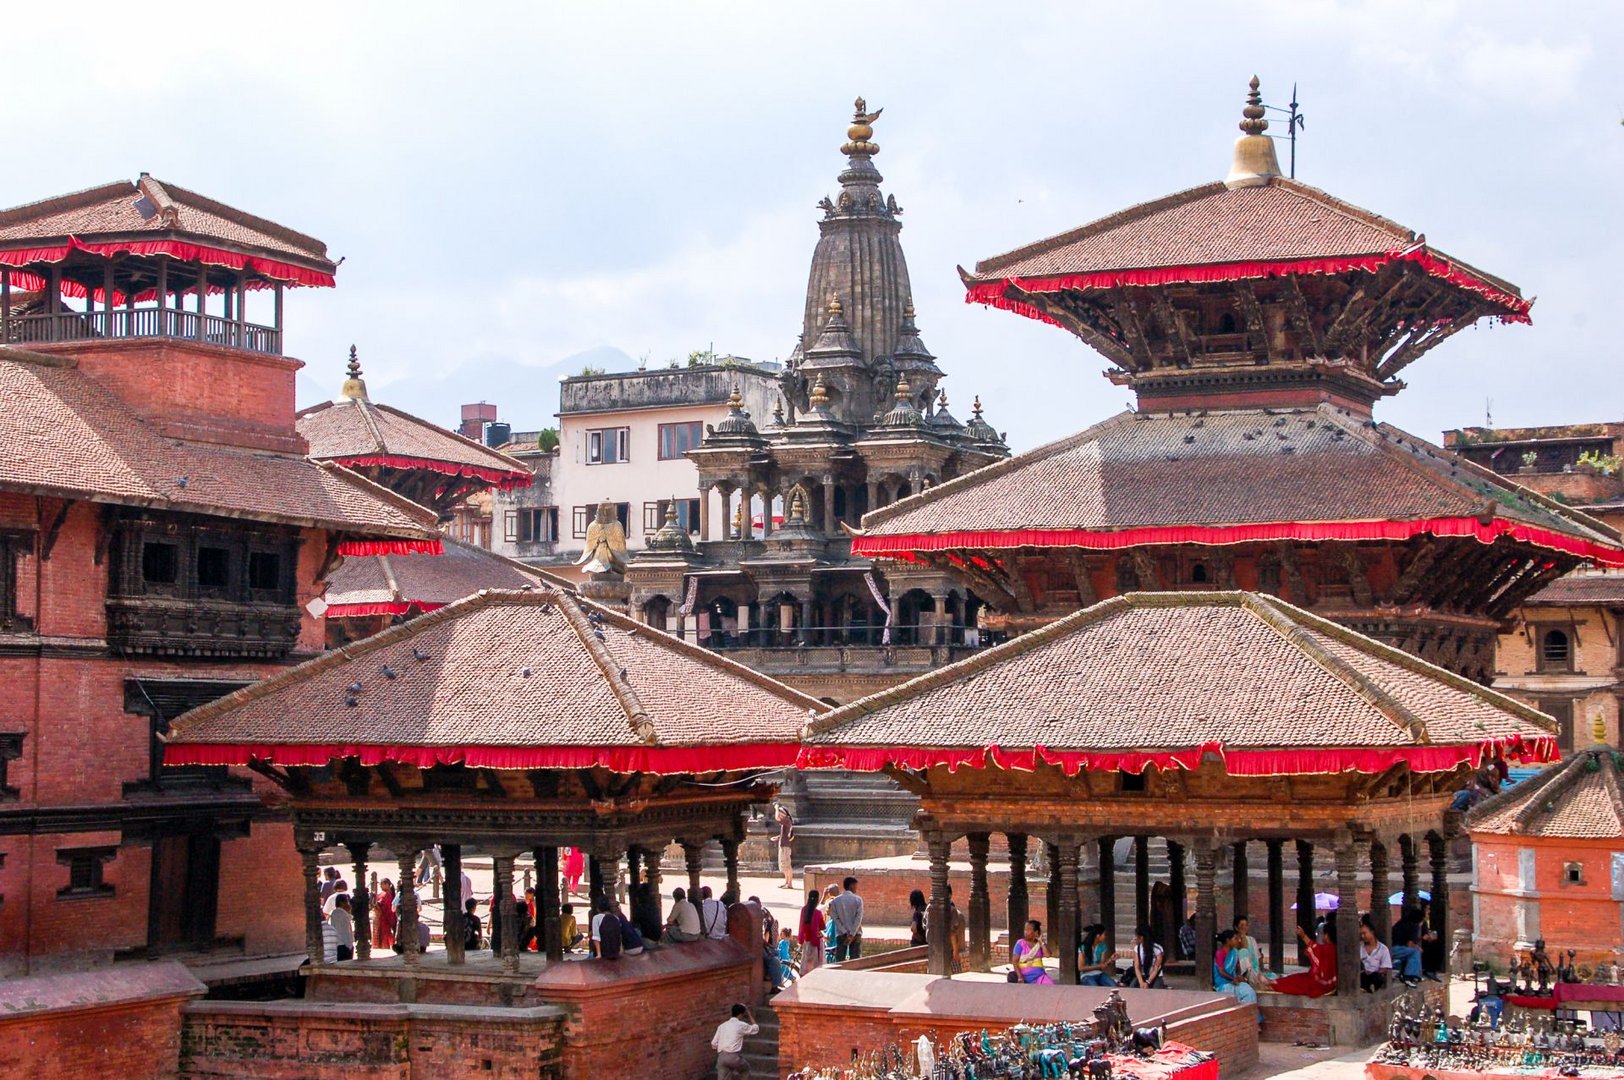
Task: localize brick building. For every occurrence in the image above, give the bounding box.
[1467,742,1624,967]
[0,174,440,976]
[1492,572,1624,755]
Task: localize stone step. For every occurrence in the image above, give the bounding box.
[740,1004,780,1076]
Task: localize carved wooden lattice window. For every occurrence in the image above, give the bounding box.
[0,533,30,631]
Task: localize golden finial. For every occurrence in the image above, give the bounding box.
[1239,75,1268,135]
[726,384,743,409]
[895,375,912,403]
[339,344,368,401]
[1594,710,1609,746]
[840,96,882,156]
[810,373,831,408]
[904,298,916,320]
[1225,75,1283,189]
[972,394,984,420]
[828,295,844,319]
[788,487,808,523]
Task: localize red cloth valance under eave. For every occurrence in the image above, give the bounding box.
[162,741,802,775]
[966,249,1532,323]
[324,601,444,618]
[336,539,444,556]
[332,455,532,490]
[0,237,335,288]
[852,518,1624,568]
[797,734,1555,777]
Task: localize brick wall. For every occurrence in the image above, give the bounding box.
[1471,834,1623,966]
[180,999,566,1079]
[0,961,204,1079]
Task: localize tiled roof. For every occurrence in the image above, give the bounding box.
[805,591,1556,760]
[1523,572,1624,607]
[1468,747,1624,839]
[327,539,572,611]
[855,404,1620,555]
[0,176,333,271]
[0,348,438,540]
[165,588,823,757]
[297,398,531,481]
[965,178,1517,298]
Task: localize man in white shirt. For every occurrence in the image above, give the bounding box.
[329,894,355,962]
[699,886,729,940]
[663,886,703,943]
[828,876,865,960]
[711,1002,758,1080]
[1359,923,1393,992]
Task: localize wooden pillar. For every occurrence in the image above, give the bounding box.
[683,841,704,899]
[721,838,740,900]
[587,854,606,901]
[926,835,952,976]
[1232,841,1250,921]
[1193,838,1216,990]
[155,257,168,335]
[47,265,60,318]
[536,845,562,962]
[348,842,372,961]
[1370,840,1391,945]
[1296,840,1316,966]
[1056,840,1081,985]
[1400,835,1421,913]
[443,844,465,964]
[966,833,991,970]
[1134,836,1150,929]
[1046,843,1061,946]
[235,271,246,347]
[494,854,519,973]
[1167,841,1187,950]
[1006,833,1029,949]
[101,262,114,336]
[300,846,324,964]
[1098,836,1116,950]
[273,282,284,331]
[1266,840,1284,974]
[1334,837,1361,997]
[3,263,12,342]
[1427,832,1450,962]
[396,848,421,967]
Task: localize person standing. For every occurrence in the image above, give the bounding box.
[828,877,864,961]
[773,805,796,889]
[908,889,928,947]
[798,889,825,973]
[711,1003,758,1080]
[329,894,355,962]
[563,847,585,897]
[372,878,397,950]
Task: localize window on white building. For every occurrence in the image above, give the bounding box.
[504,508,558,544]
[658,421,704,460]
[644,498,701,534]
[573,503,629,539]
[587,427,631,464]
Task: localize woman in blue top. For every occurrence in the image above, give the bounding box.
[1077,924,1118,987]
[1214,929,1259,1005]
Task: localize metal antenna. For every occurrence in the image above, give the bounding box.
[1265,83,1306,178]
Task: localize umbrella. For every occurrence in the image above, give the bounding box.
[1290,893,1340,911]
[1387,889,1431,905]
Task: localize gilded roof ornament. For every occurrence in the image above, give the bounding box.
[1225,75,1283,188]
[339,344,368,401]
[809,373,831,409]
[841,97,882,157]
[1239,75,1268,136]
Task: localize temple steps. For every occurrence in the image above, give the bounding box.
[740,1001,781,1075]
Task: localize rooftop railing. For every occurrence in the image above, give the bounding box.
[4,307,282,356]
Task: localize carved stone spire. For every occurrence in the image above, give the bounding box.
[1225,75,1283,189]
[339,345,368,401]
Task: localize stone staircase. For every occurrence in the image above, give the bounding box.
[739,1001,781,1077]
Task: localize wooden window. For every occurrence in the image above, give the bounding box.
[572,506,590,539]
[196,546,230,592]
[507,508,557,544]
[57,846,115,899]
[0,733,21,801]
[1119,770,1147,793]
[247,550,281,592]
[586,427,630,464]
[0,533,29,631]
[643,502,662,533]
[1564,861,1585,886]
[142,541,178,585]
[647,497,701,534]
[658,421,703,460]
[1538,629,1573,673]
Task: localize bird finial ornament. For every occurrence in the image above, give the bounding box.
[841,97,882,156]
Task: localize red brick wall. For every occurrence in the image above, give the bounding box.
[1472,835,1622,966]
[0,997,193,1079]
[180,1000,565,1079]
[215,821,306,957]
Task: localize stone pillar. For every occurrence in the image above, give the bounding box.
[1296,840,1315,966]
[1134,836,1150,929]
[1193,838,1216,991]
[1370,840,1391,945]
[698,483,711,542]
[926,835,953,976]
[1168,841,1187,948]
[1232,841,1250,921]
[1400,834,1421,913]
[683,841,704,899]
[443,844,466,964]
[759,489,773,538]
[800,599,814,645]
[1006,833,1029,949]
[1098,836,1117,950]
[494,854,519,973]
[397,848,421,967]
[1334,837,1361,997]
[537,845,562,962]
[865,479,879,514]
[348,842,372,961]
[1427,832,1449,959]
[822,478,836,534]
[1266,839,1284,975]
[739,484,753,540]
[300,845,324,964]
[966,833,991,970]
[721,838,740,900]
[1056,840,1081,986]
[588,854,606,902]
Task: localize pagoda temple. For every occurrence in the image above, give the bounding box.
[851,79,1624,682]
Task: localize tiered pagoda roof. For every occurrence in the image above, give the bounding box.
[802,591,1558,776]
[0,347,439,552]
[163,587,824,773]
[1468,746,1624,839]
[853,404,1624,567]
[1521,571,1624,607]
[324,537,570,618]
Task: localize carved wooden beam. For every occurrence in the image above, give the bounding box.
[1486,558,1570,620]
[1389,539,1440,605]
[38,498,71,561]
[1376,311,1482,381]
[1232,282,1274,364]
[1283,276,1322,358]
[1357,762,1408,801]
[1319,282,1370,357]
[1068,551,1098,605]
[881,763,929,797]
[1110,293,1157,372]
[247,759,299,793]
[1132,550,1163,590]
[1034,292,1139,370]
[929,553,1022,613]
[1276,541,1305,600]
[1458,552,1535,615]
[1149,292,1197,368]
[374,762,404,798]
[93,504,116,566]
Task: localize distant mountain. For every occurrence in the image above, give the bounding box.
[294,345,638,431]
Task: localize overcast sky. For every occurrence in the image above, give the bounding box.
[8,2,1620,451]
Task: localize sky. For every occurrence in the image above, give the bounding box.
[6,2,1621,453]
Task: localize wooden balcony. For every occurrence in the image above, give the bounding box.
[4,307,282,356]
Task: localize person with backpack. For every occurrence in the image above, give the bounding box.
[591,895,623,959]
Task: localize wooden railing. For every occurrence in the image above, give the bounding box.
[4,308,282,355]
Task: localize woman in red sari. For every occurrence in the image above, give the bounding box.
[373,878,398,950]
[1269,924,1337,997]
[563,847,585,897]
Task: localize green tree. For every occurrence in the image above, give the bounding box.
[687,348,717,367]
[537,428,559,453]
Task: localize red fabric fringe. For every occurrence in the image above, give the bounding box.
[163,741,802,775]
[336,539,444,556]
[853,518,1624,568]
[334,454,531,489]
[325,601,444,618]
[798,734,1554,777]
[966,249,1533,324]
[0,238,335,288]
